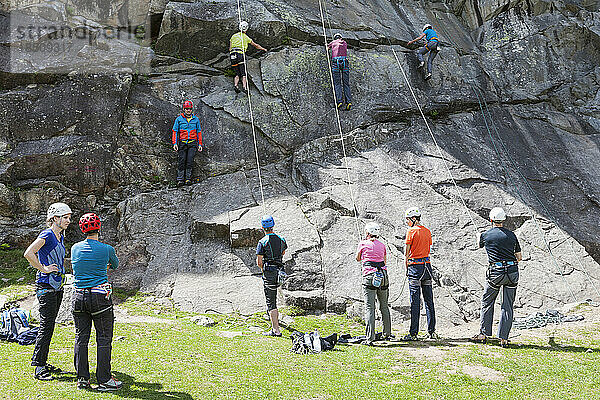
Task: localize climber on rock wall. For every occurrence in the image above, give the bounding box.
[327,33,352,110]
[229,20,268,94]
[407,24,440,80]
[171,100,203,187]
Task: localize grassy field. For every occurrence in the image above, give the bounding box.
[2,291,600,400]
[3,247,600,400]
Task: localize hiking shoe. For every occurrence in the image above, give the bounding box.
[424,73,432,80]
[401,334,418,342]
[234,85,241,93]
[427,332,440,340]
[262,330,282,337]
[77,378,91,390]
[336,102,344,110]
[185,179,192,186]
[345,102,352,111]
[470,334,487,344]
[177,181,184,187]
[98,377,123,392]
[242,87,248,94]
[417,61,425,69]
[500,339,510,348]
[34,366,53,381]
[45,363,62,373]
[361,339,373,346]
[382,333,396,340]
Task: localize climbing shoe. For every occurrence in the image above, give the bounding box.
[361,339,373,346]
[382,333,396,340]
[424,73,432,80]
[242,87,249,94]
[427,332,440,340]
[77,378,91,390]
[500,339,510,348]
[400,334,418,342]
[336,102,344,110]
[98,377,123,392]
[417,61,425,69]
[34,366,53,381]
[346,102,352,111]
[177,181,184,187]
[234,85,241,93]
[185,179,192,186]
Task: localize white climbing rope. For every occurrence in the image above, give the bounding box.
[318,0,361,241]
[387,41,478,232]
[236,0,266,214]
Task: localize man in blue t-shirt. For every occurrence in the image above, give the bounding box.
[256,215,287,337]
[472,207,523,348]
[24,202,72,381]
[70,213,122,391]
[407,24,440,80]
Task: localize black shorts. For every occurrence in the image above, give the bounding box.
[229,52,246,77]
[262,268,278,311]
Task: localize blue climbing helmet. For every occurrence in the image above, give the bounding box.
[261,215,275,229]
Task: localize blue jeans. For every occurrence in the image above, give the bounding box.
[408,263,436,336]
[417,41,439,74]
[332,57,351,104]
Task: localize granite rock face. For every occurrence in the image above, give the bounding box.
[1,0,600,329]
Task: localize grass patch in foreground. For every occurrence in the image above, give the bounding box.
[2,314,600,399]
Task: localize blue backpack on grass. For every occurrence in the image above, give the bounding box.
[1,303,38,345]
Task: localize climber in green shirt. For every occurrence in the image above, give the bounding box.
[229,21,267,94]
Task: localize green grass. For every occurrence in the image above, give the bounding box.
[0,246,36,301]
[2,298,600,400]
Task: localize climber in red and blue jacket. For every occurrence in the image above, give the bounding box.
[172,100,203,186]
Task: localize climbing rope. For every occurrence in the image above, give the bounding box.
[236,0,266,214]
[318,0,361,241]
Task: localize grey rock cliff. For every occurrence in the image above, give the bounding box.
[1,0,599,329]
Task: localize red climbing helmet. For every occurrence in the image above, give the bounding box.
[182,100,193,109]
[79,213,101,233]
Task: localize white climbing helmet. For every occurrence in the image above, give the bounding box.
[489,207,506,222]
[365,222,381,237]
[239,21,249,32]
[422,24,433,32]
[333,33,342,40]
[47,202,72,220]
[405,206,421,219]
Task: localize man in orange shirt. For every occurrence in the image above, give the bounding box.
[402,206,437,341]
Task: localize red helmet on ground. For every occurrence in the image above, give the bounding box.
[79,213,101,233]
[182,100,193,109]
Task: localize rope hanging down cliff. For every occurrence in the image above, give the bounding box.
[236,0,266,214]
[318,0,361,241]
